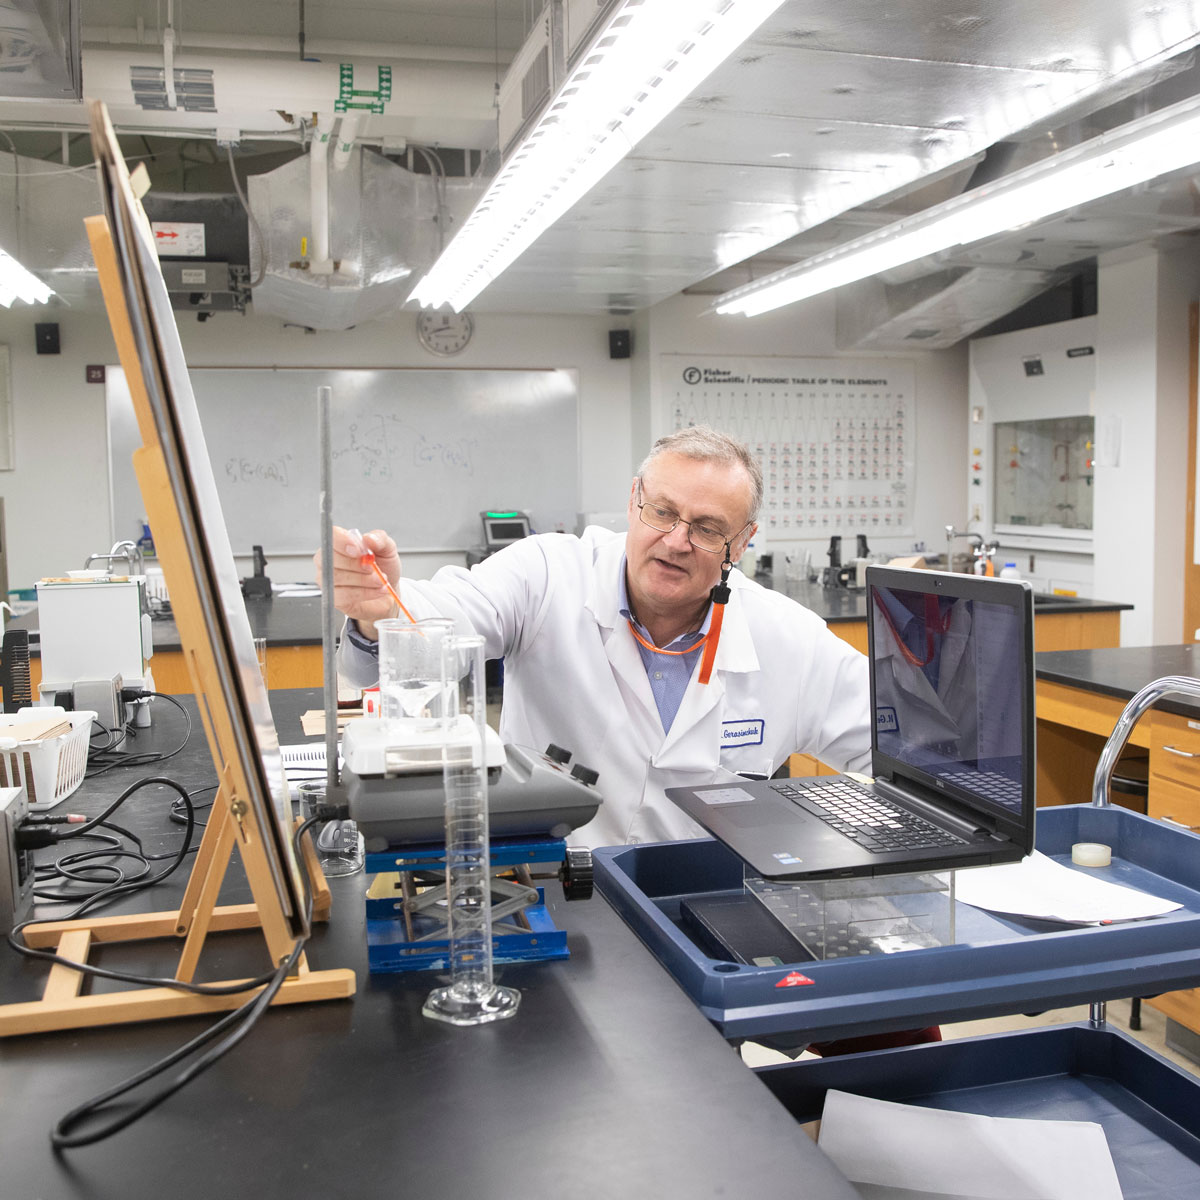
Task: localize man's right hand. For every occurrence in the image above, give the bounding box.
[315,525,402,642]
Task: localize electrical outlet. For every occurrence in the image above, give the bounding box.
[971,505,981,522]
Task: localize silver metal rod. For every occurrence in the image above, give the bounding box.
[1092,675,1200,807]
[318,384,338,791]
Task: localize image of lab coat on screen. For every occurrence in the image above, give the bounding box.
[872,586,1023,783]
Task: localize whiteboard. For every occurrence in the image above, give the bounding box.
[107,367,580,553]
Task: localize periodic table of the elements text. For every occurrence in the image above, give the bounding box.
[663,355,916,539]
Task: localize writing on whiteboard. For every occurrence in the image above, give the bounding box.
[333,414,477,480]
[225,454,293,486]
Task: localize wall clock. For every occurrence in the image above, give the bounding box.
[417,310,474,356]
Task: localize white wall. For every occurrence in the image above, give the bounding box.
[0,301,632,588]
[0,287,973,596]
[639,292,971,563]
[1093,244,1198,646]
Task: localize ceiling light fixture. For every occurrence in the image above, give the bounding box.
[713,89,1200,318]
[408,0,787,312]
[0,245,53,307]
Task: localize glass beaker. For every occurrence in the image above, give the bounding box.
[377,617,457,724]
[295,780,364,878]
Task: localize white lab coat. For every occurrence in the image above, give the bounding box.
[872,593,1022,768]
[339,527,872,849]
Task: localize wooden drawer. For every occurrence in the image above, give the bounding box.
[1147,773,1200,831]
[1149,710,1200,790]
[1147,986,1200,1035]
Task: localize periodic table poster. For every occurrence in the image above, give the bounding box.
[661,355,916,539]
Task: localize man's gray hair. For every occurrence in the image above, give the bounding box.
[637,425,763,525]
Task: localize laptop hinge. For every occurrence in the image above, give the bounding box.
[873,776,1001,839]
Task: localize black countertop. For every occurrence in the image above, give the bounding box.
[10,594,326,653]
[1036,644,1200,720]
[9,575,1130,655]
[0,689,858,1200]
[762,574,1132,623]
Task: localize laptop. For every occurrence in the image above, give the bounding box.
[667,565,1036,881]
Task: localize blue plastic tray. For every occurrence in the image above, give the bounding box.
[755,1024,1200,1200]
[594,805,1200,1040]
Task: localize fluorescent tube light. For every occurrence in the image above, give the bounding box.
[409,0,787,312]
[0,245,53,307]
[714,90,1200,318]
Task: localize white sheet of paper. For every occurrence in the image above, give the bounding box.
[818,1088,1123,1200]
[951,850,1181,924]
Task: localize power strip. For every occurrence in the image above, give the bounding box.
[0,786,33,936]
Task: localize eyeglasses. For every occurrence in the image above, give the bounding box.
[636,483,749,554]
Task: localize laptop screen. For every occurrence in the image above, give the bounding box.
[867,567,1034,833]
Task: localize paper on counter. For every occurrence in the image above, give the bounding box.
[300,708,362,737]
[818,1088,1123,1200]
[953,849,1181,925]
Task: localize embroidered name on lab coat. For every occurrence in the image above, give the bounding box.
[721,718,764,746]
[876,706,899,733]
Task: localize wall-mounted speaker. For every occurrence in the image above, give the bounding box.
[608,329,631,359]
[35,323,60,355]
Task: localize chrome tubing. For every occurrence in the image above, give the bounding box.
[1092,675,1200,807]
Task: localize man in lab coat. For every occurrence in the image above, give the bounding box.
[328,426,872,850]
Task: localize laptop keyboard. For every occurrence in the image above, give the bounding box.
[771,778,969,854]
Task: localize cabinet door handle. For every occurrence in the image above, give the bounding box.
[1160,815,1200,831]
[1163,745,1199,758]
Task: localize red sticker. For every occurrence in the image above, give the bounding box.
[775,970,815,988]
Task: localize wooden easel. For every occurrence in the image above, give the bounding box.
[0,166,355,1037]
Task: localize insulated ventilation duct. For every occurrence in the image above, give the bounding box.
[248,145,445,331]
[834,265,1066,352]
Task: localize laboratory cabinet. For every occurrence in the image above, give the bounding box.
[1147,708,1200,1036]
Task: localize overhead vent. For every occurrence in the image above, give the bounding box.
[0,0,81,102]
[246,146,480,330]
[498,0,616,156]
[836,265,1065,352]
[129,65,216,113]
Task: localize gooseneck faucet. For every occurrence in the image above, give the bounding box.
[1092,675,1200,808]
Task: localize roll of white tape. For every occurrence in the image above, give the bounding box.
[1071,842,1112,867]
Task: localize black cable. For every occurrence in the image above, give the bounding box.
[84,692,191,778]
[49,814,321,1149]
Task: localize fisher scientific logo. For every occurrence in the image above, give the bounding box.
[682,366,702,384]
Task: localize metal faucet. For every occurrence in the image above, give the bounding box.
[1092,675,1200,807]
[945,526,983,572]
[1086,674,1200,1030]
[85,540,145,576]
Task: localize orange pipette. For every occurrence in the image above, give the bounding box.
[351,531,418,624]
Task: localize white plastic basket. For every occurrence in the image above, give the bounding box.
[0,709,96,811]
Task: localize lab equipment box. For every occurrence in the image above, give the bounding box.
[593,805,1200,1042]
[756,1023,1200,1199]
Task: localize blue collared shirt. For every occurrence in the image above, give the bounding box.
[618,564,711,734]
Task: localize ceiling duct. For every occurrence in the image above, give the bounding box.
[835,264,1065,351]
[0,0,81,102]
[142,194,252,317]
[248,144,466,330]
[0,150,96,305]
